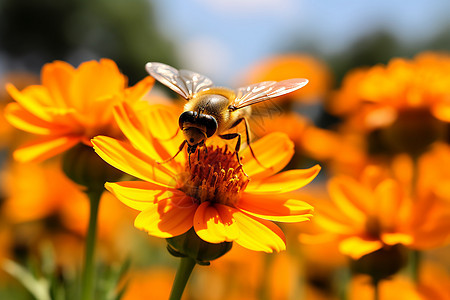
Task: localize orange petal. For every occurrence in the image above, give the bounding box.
[432,102,450,122]
[193,203,239,243]
[374,179,404,229]
[6,84,54,122]
[237,193,313,223]
[314,213,358,235]
[133,194,197,238]
[92,136,178,187]
[328,176,371,225]
[72,59,125,111]
[245,164,321,194]
[4,102,72,135]
[232,211,286,253]
[13,135,81,163]
[241,132,294,180]
[125,76,154,101]
[105,181,189,211]
[41,61,75,108]
[113,103,185,171]
[339,236,383,259]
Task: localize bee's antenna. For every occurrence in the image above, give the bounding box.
[157,140,187,165]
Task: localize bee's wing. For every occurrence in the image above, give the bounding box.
[231,79,308,109]
[145,62,214,100]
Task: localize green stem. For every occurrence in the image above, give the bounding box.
[410,250,421,282]
[169,257,196,300]
[81,189,102,300]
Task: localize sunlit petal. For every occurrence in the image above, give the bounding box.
[134,194,196,238]
[237,193,313,223]
[92,136,178,187]
[245,165,321,194]
[105,181,189,211]
[339,236,383,259]
[232,211,286,253]
[241,132,294,180]
[193,202,239,243]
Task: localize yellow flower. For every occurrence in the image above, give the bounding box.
[92,103,320,253]
[4,59,154,162]
[313,162,450,260]
[241,54,332,103]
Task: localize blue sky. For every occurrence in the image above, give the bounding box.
[151,0,450,85]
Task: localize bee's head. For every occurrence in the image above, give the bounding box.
[179,111,218,149]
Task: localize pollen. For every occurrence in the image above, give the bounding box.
[180,146,249,206]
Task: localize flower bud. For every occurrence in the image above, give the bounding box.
[166,228,232,265]
[62,143,123,191]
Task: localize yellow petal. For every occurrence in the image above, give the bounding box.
[193,203,239,243]
[241,132,294,180]
[105,181,189,211]
[245,165,321,194]
[92,136,178,187]
[134,194,197,238]
[41,61,75,108]
[381,233,413,246]
[237,193,313,223]
[13,135,81,163]
[339,236,383,259]
[232,211,286,253]
[6,84,54,122]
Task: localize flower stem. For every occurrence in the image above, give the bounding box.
[169,257,196,300]
[81,189,102,300]
[372,278,380,300]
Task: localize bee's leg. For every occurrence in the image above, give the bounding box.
[240,117,269,170]
[219,133,248,176]
[157,140,187,164]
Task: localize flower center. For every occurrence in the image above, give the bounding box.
[180,146,249,206]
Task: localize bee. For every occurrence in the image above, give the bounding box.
[145,62,308,167]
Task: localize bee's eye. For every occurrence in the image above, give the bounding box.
[179,111,196,129]
[201,115,218,137]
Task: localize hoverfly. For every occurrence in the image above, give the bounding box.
[145,62,308,167]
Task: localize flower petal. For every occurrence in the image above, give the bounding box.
[339,236,383,259]
[245,165,321,194]
[41,60,75,108]
[237,193,313,223]
[134,194,197,238]
[6,84,54,122]
[328,176,371,225]
[13,135,81,163]
[125,76,154,102]
[193,203,239,243]
[105,181,189,211]
[241,132,294,180]
[232,211,286,253]
[4,102,71,135]
[381,233,413,246]
[92,136,178,187]
[113,103,185,171]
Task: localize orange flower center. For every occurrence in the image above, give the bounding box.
[180,146,249,206]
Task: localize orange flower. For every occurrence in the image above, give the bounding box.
[92,103,320,252]
[241,54,332,103]
[329,52,450,131]
[312,162,450,260]
[4,59,154,162]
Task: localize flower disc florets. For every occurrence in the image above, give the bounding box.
[180,146,249,206]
